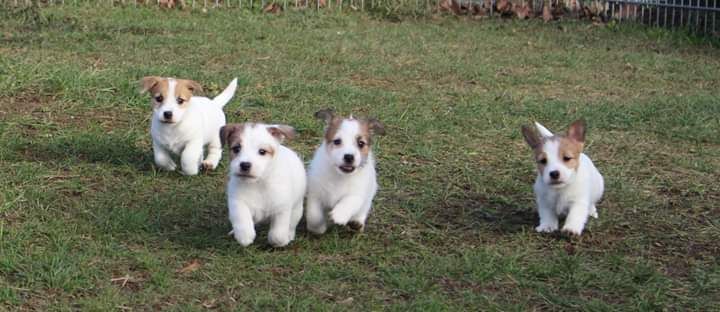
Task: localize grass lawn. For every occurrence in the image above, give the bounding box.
[1,5,719,310]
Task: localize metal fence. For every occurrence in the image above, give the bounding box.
[606,0,719,35]
[2,0,719,36]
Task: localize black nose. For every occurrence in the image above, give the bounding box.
[549,170,560,180]
[163,111,173,119]
[343,154,354,164]
[240,162,251,171]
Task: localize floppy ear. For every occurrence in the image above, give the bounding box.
[534,122,554,138]
[140,76,162,94]
[220,124,241,147]
[566,119,586,143]
[521,125,542,149]
[267,125,296,143]
[314,109,335,124]
[367,118,385,136]
[179,79,203,94]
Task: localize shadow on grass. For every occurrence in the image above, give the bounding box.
[13,131,152,170]
[425,194,538,234]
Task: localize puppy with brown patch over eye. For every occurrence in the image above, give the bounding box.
[220,123,306,247]
[305,109,385,234]
[140,76,238,176]
[521,119,604,236]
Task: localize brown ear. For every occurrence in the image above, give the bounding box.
[179,79,203,94]
[521,125,542,149]
[267,125,296,143]
[140,76,162,94]
[368,118,385,136]
[220,124,242,147]
[566,119,586,143]
[314,109,335,124]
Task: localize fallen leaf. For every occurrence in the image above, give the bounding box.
[178,260,202,274]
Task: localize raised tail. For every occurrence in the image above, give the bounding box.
[212,78,238,108]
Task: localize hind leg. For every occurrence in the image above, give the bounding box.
[590,204,598,219]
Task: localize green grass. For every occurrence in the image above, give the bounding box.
[1,5,720,310]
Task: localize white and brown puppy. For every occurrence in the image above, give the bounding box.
[221,123,306,247]
[306,109,385,234]
[140,77,237,175]
[522,119,604,236]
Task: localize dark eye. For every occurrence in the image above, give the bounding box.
[154,95,164,102]
[232,145,241,154]
[333,139,342,146]
[538,158,547,165]
[177,97,185,104]
[357,141,366,148]
[258,149,267,156]
[563,156,572,162]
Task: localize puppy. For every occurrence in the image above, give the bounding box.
[521,119,604,235]
[306,109,385,234]
[140,77,237,175]
[220,123,306,247]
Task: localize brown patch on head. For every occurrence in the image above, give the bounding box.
[315,109,344,144]
[173,79,202,104]
[140,76,169,107]
[220,123,246,159]
[557,119,587,170]
[558,137,583,170]
[266,125,296,143]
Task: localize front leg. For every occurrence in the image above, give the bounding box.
[153,142,176,171]
[268,208,292,248]
[201,136,223,171]
[180,141,203,176]
[329,196,365,226]
[305,195,327,234]
[229,198,256,247]
[535,196,559,233]
[562,201,590,236]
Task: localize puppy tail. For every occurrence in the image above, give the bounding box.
[212,78,238,108]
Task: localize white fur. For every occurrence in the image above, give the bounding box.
[151,78,237,175]
[226,124,306,247]
[533,122,604,235]
[306,120,379,234]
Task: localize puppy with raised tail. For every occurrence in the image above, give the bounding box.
[306,109,385,234]
[521,119,604,236]
[221,123,305,247]
[140,77,237,175]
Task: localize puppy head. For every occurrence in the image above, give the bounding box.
[220,123,295,181]
[315,109,385,175]
[522,119,586,188]
[140,76,202,124]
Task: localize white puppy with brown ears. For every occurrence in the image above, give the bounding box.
[521,119,604,236]
[140,77,237,175]
[220,123,305,247]
[306,109,385,234]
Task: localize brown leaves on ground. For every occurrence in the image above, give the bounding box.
[263,3,284,14]
[177,259,202,274]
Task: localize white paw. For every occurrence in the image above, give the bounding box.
[307,223,327,235]
[535,223,558,233]
[268,231,291,248]
[561,224,584,236]
[181,166,200,176]
[200,160,217,171]
[157,162,177,171]
[330,209,352,226]
[233,228,256,247]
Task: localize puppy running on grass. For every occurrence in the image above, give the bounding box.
[521,119,604,236]
[221,123,306,248]
[305,109,385,234]
[140,76,237,176]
